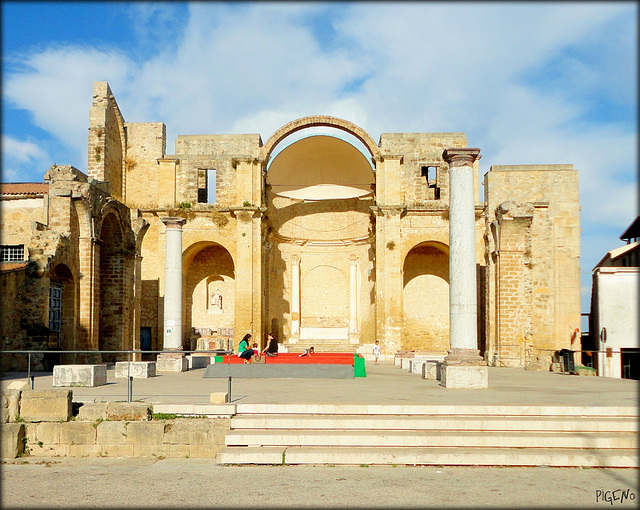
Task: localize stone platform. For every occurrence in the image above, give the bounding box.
[203,363,354,379]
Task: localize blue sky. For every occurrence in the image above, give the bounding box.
[2,2,638,318]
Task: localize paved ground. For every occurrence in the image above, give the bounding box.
[2,362,638,508]
[2,457,638,508]
[2,361,638,407]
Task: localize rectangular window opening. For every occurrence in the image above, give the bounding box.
[49,284,62,333]
[197,169,217,204]
[0,244,26,262]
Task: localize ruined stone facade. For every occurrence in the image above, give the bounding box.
[0,82,581,370]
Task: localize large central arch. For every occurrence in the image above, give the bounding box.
[260,115,381,163]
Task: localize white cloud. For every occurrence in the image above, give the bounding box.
[2,2,636,289]
[1,135,50,182]
[4,46,134,171]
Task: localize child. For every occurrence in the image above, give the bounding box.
[373,340,381,364]
[299,346,314,357]
[251,342,261,362]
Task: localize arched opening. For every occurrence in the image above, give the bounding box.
[263,120,377,349]
[99,213,126,362]
[50,263,75,364]
[184,242,235,344]
[402,242,450,352]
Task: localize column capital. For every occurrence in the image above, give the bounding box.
[442,148,481,168]
[291,254,300,266]
[160,217,186,230]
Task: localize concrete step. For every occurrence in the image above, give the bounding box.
[286,342,358,354]
[224,429,638,449]
[234,404,639,417]
[216,446,639,468]
[229,414,639,432]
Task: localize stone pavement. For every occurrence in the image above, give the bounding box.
[2,457,639,509]
[2,361,637,407]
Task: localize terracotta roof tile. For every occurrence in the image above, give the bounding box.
[0,262,28,273]
[0,183,49,196]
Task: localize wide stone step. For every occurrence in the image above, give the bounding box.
[234,404,638,417]
[224,429,638,449]
[216,446,639,468]
[229,414,639,433]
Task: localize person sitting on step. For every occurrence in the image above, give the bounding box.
[237,333,254,363]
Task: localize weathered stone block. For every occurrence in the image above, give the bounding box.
[36,422,62,445]
[187,355,212,369]
[96,421,128,445]
[441,364,488,389]
[126,421,165,445]
[115,361,156,378]
[210,392,229,404]
[106,402,151,421]
[59,422,97,445]
[20,389,72,422]
[1,423,25,458]
[98,444,134,457]
[68,445,101,457]
[2,389,21,423]
[410,360,425,375]
[156,357,188,372]
[163,420,212,445]
[422,361,441,380]
[78,402,109,421]
[53,364,107,387]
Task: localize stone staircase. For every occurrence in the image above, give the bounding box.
[286,340,358,354]
[216,405,638,467]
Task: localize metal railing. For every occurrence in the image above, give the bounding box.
[2,349,234,402]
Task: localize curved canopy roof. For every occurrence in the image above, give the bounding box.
[266,135,375,201]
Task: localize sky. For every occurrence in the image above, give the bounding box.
[2,1,638,318]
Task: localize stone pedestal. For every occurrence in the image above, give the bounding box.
[441,348,488,389]
[187,354,213,369]
[156,353,187,372]
[115,361,156,378]
[53,364,107,387]
[441,364,488,389]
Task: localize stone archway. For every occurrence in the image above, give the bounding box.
[183,242,235,343]
[261,115,381,163]
[402,242,450,352]
[50,263,76,363]
[98,212,126,362]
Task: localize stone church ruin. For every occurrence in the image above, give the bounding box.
[1,82,581,375]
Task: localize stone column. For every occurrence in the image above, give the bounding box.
[349,256,358,342]
[442,148,487,388]
[290,255,300,342]
[157,217,187,372]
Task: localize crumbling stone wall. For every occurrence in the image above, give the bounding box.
[88,82,126,201]
[484,165,580,368]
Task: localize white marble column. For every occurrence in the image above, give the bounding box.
[158,217,187,372]
[442,148,487,388]
[349,256,358,342]
[290,255,300,342]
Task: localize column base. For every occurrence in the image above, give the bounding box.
[156,352,188,372]
[441,348,488,389]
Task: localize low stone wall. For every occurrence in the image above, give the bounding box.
[22,417,230,458]
[1,388,231,459]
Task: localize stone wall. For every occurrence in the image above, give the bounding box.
[124,122,166,208]
[484,165,580,367]
[0,389,230,459]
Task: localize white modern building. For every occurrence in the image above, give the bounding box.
[590,216,639,379]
